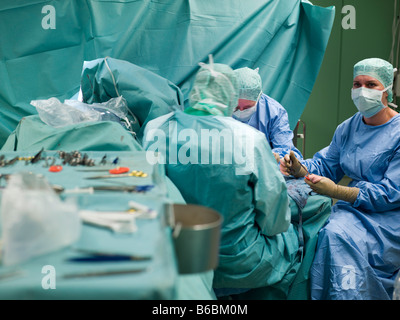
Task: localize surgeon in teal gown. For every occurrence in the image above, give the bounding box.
[142,60,300,298]
[231,66,331,299]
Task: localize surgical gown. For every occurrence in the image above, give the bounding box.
[247,93,303,159]
[305,112,400,300]
[142,110,300,295]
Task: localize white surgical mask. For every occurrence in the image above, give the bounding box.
[232,105,257,122]
[351,85,391,118]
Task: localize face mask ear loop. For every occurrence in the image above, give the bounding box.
[390,68,398,108]
[382,85,394,107]
[255,91,262,104]
[383,84,393,93]
[383,85,397,108]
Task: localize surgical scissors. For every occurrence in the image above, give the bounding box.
[85,170,148,179]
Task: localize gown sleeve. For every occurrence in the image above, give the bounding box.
[302,124,345,183]
[353,147,400,212]
[267,98,303,160]
[252,133,291,236]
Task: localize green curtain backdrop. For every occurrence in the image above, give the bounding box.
[0,0,334,147]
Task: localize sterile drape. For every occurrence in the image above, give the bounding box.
[0,0,334,147]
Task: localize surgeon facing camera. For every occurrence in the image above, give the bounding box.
[280,57,400,300]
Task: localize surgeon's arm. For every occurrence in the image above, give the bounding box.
[254,138,291,236]
[353,150,400,212]
[268,99,303,160]
[305,174,359,203]
[280,129,345,183]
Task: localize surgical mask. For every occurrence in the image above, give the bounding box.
[351,85,391,118]
[232,105,257,122]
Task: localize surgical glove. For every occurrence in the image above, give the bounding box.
[279,151,308,178]
[305,174,359,203]
[273,152,280,164]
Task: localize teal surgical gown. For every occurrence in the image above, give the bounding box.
[142,110,300,294]
[306,112,400,300]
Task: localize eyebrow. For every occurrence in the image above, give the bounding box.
[353,80,379,84]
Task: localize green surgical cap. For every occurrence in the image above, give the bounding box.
[188,62,239,116]
[353,58,395,102]
[234,67,262,101]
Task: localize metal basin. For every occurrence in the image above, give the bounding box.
[172,204,222,274]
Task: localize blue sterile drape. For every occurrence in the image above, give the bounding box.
[0,0,334,147]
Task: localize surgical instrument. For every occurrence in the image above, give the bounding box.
[67,256,150,262]
[77,167,130,174]
[67,249,151,262]
[55,185,154,194]
[49,165,63,172]
[88,185,154,192]
[0,156,19,167]
[300,162,311,180]
[31,147,44,164]
[43,156,56,168]
[0,269,24,281]
[62,268,147,279]
[287,153,311,180]
[85,170,148,179]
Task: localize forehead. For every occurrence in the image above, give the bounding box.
[353,75,383,85]
[238,99,257,107]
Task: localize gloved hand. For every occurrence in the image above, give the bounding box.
[279,151,307,178]
[305,174,359,203]
[273,152,280,164]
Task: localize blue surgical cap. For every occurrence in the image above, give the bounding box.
[234,67,262,101]
[353,58,395,102]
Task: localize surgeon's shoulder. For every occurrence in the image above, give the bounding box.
[335,112,361,132]
[143,111,175,133]
[263,94,285,110]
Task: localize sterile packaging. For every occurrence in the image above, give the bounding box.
[0,172,81,266]
[31,96,139,132]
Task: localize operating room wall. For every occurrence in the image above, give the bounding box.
[300,0,396,158]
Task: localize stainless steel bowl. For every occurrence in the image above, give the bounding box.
[172,204,222,274]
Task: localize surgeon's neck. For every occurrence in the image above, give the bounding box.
[363,106,398,126]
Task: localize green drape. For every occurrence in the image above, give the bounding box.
[0,0,334,145]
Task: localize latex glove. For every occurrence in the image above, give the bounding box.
[279,151,308,178]
[305,174,359,203]
[273,152,280,164]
